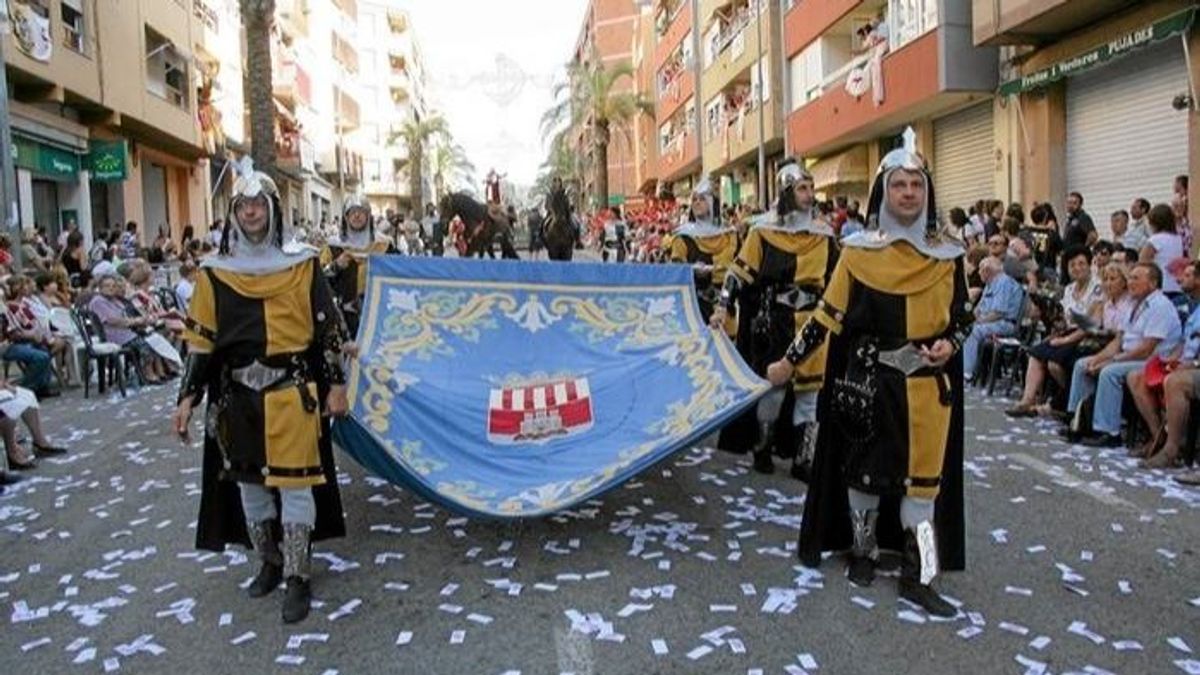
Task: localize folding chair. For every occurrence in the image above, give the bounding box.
[70,308,138,398]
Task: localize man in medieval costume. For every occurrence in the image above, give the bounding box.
[321,194,393,336]
[172,159,351,624]
[770,132,970,617]
[711,160,837,480]
[670,175,738,326]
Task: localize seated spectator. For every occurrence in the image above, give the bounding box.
[964,257,1025,380]
[23,273,74,386]
[0,234,13,267]
[0,377,66,470]
[20,229,50,274]
[175,263,197,309]
[965,244,988,302]
[0,282,60,398]
[1110,210,1131,248]
[1006,247,1104,418]
[1091,240,1114,275]
[1139,203,1184,298]
[1126,198,1152,252]
[1126,260,1200,467]
[841,201,865,239]
[1066,263,1182,447]
[1004,236,1039,291]
[60,230,90,288]
[87,274,169,385]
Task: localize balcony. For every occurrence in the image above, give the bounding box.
[331,0,357,22]
[972,0,1144,47]
[334,86,360,131]
[332,32,359,75]
[273,56,312,108]
[387,8,408,34]
[703,85,780,171]
[276,0,309,38]
[783,0,862,57]
[658,98,701,182]
[786,21,997,157]
[701,1,773,99]
[654,0,693,71]
[656,49,694,122]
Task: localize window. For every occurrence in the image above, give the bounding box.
[888,0,939,51]
[62,0,86,54]
[145,27,189,108]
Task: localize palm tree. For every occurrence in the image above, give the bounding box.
[430,141,476,200]
[240,0,276,175]
[389,114,449,211]
[540,51,653,210]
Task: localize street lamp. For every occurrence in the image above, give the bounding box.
[754,0,767,208]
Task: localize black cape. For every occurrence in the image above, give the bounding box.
[797,340,965,572]
[194,354,347,552]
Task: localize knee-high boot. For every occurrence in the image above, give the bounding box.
[899,524,955,617]
[281,523,313,624]
[847,508,878,587]
[790,422,818,482]
[751,422,775,474]
[244,519,283,598]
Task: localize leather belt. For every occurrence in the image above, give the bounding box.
[229,360,290,392]
[775,288,818,310]
[875,343,928,376]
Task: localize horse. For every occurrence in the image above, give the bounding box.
[438,192,518,259]
[542,193,576,262]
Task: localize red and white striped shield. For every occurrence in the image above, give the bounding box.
[487,377,594,445]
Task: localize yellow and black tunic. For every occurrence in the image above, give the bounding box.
[798,240,970,572]
[669,230,738,326]
[728,226,837,392]
[320,239,391,334]
[185,259,346,490]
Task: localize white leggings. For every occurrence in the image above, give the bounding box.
[239,483,316,527]
[755,387,819,427]
[847,487,934,529]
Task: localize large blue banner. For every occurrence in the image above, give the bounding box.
[334,257,768,518]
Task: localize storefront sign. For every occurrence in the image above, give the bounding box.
[13,136,81,180]
[999,8,1196,96]
[87,140,129,182]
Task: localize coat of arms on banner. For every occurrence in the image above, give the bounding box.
[487,376,593,444]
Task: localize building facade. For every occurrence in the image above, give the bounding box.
[3,0,211,248]
[977,0,1198,237]
[570,0,640,209]
[782,0,999,214]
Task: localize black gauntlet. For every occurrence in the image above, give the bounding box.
[177,352,212,406]
[719,273,743,310]
[784,319,829,365]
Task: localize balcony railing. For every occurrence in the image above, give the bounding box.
[277,0,309,37]
[331,32,359,74]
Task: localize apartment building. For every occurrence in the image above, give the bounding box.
[782,0,999,213]
[3,0,211,246]
[977,0,1198,234]
[651,0,701,199]
[570,0,639,209]
[630,2,660,201]
[355,1,429,215]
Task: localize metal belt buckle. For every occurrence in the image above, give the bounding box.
[875,343,926,376]
[230,360,288,392]
[776,288,816,310]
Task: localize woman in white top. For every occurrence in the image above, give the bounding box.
[1140,203,1185,295]
[1006,246,1103,417]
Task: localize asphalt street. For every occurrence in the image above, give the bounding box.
[1,373,1197,674]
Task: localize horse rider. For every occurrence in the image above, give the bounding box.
[710,160,838,480]
[777,132,970,617]
[320,194,393,335]
[172,158,351,624]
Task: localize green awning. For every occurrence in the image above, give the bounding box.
[607,194,626,206]
[12,134,81,180]
[998,7,1196,96]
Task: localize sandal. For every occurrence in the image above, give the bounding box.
[1005,404,1038,418]
[33,443,67,456]
[7,454,36,470]
[1140,449,1181,470]
[1174,469,1200,486]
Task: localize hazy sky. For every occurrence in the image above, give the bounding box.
[402,0,591,189]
